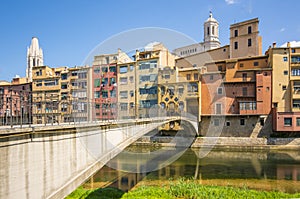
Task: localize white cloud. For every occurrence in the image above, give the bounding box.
[280,28,285,32]
[280,41,300,47]
[225,0,237,4]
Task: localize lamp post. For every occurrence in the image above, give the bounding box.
[51,94,53,126]
[20,90,23,128]
[10,87,13,128]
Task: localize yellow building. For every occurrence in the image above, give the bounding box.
[32,65,92,124]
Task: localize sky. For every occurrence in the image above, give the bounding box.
[0,0,300,81]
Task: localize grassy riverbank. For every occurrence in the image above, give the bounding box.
[66,178,300,199]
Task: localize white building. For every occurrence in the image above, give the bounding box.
[26,37,44,82]
[173,12,220,57]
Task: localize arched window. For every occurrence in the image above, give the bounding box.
[212,26,215,35]
[207,27,210,35]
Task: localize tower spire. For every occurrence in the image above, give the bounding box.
[26,37,44,82]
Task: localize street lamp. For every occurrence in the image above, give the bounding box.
[9,87,13,128]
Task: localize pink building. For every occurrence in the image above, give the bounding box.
[0,78,32,126]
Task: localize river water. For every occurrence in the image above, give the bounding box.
[83,146,300,193]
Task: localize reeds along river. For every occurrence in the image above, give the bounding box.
[83,147,300,193]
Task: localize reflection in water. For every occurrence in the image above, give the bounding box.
[84,147,300,193]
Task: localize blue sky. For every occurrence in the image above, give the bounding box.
[0,0,299,81]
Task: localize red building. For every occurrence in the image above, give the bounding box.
[92,54,118,121]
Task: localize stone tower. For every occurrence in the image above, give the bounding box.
[26,37,43,82]
[203,11,220,51]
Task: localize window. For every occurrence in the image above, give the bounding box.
[260,118,265,126]
[102,91,108,98]
[194,73,198,80]
[93,67,100,74]
[61,73,68,80]
[210,75,213,80]
[94,79,100,87]
[120,77,128,85]
[248,26,252,34]
[95,104,100,109]
[130,65,134,71]
[283,57,288,62]
[120,103,128,111]
[242,87,247,96]
[284,70,288,75]
[254,61,259,66]
[240,118,245,125]
[186,74,191,80]
[242,73,247,81]
[217,87,223,95]
[214,119,219,126]
[129,76,134,83]
[207,27,210,35]
[109,66,116,73]
[240,63,244,67]
[239,102,257,110]
[218,66,222,71]
[293,99,300,108]
[179,101,184,111]
[212,26,215,35]
[36,69,42,76]
[216,103,222,114]
[130,90,134,97]
[297,118,300,126]
[120,91,128,99]
[234,29,238,37]
[234,42,238,49]
[36,80,42,87]
[110,90,116,98]
[110,77,116,85]
[292,49,296,53]
[119,66,128,73]
[178,86,184,94]
[94,91,100,98]
[284,118,292,126]
[61,83,68,89]
[248,38,252,47]
[226,121,231,126]
[282,85,287,90]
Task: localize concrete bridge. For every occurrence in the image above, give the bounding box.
[0,117,198,199]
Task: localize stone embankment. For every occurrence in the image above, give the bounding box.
[135,136,300,150]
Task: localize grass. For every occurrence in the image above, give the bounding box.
[67,178,300,199]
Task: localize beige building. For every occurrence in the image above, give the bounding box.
[32,65,92,124]
[230,18,262,58]
[270,42,300,132]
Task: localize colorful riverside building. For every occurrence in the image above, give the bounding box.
[31,65,92,124]
[116,42,175,119]
[0,77,32,126]
[92,49,132,121]
[173,17,274,137]
[270,42,300,132]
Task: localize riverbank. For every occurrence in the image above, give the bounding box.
[134,136,300,150]
[67,178,300,199]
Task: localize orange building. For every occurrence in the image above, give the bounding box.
[200,55,272,137]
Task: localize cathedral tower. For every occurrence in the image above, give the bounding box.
[203,11,220,51]
[26,37,43,82]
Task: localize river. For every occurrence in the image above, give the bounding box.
[83,146,300,193]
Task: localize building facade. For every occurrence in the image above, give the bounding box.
[0,78,32,126]
[31,65,92,124]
